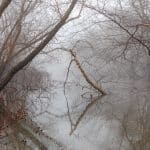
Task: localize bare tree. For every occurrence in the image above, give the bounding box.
[59,0,150,149]
[0,0,79,149]
[0,0,78,91]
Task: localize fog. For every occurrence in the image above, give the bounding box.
[0,0,150,150]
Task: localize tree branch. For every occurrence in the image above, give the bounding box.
[0,0,12,17]
[0,0,78,91]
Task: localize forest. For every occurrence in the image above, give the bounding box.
[0,0,150,149]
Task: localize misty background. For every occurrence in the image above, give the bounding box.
[0,0,150,150]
